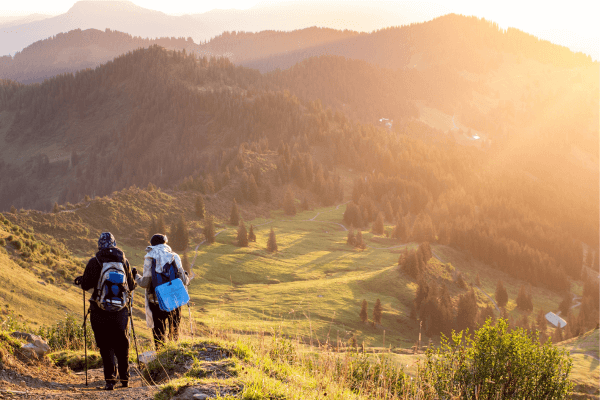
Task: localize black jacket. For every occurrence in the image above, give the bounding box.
[81,247,135,307]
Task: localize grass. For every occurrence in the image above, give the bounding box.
[1,194,597,396]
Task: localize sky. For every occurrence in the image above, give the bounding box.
[1,0,597,60]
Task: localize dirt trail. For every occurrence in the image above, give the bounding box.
[0,362,155,399]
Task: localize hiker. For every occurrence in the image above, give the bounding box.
[74,232,135,390]
[135,234,189,349]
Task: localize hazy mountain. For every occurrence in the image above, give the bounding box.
[0,13,53,27]
[0,28,209,83]
[1,0,444,58]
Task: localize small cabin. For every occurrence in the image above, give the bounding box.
[545,312,567,328]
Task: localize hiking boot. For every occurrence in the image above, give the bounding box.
[120,381,129,388]
[104,383,115,391]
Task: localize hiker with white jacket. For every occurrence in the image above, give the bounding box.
[134,234,189,349]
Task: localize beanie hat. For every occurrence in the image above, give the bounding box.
[98,232,116,250]
[150,234,168,246]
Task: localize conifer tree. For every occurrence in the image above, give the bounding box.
[495,280,508,308]
[346,227,355,246]
[148,216,157,240]
[174,214,189,251]
[182,251,190,275]
[516,285,533,312]
[248,224,256,242]
[283,186,296,215]
[475,273,481,287]
[373,298,383,324]
[264,184,272,203]
[156,214,166,235]
[372,212,384,235]
[237,220,249,247]
[248,175,259,205]
[456,288,478,332]
[195,195,205,219]
[360,299,368,323]
[52,202,59,213]
[230,199,240,226]
[354,230,365,249]
[267,227,278,253]
[301,196,309,211]
[203,214,215,244]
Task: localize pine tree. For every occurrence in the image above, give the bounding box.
[283,186,296,216]
[248,224,256,242]
[346,227,355,246]
[372,212,384,235]
[360,299,368,323]
[230,199,240,226]
[267,227,278,253]
[182,251,190,275]
[495,280,508,308]
[456,289,478,332]
[195,195,205,219]
[248,174,259,205]
[52,202,59,213]
[173,214,189,252]
[301,196,309,211]
[264,184,272,203]
[536,308,547,332]
[475,273,481,287]
[391,218,405,241]
[373,298,383,324]
[354,230,365,249]
[237,220,249,247]
[203,214,215,244]
[148,216,157,241]
[516,285,533,312]
[156,214,166,235]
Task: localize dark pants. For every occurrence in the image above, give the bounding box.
[149,302,181,349]
[90,306,130,385]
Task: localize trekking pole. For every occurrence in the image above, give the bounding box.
[82,290,88,386]
[128,295,142,371]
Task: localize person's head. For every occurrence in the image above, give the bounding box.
[150,234,168,246]
[98,232,116,250]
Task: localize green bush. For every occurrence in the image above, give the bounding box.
[49,350,102,371]
[6,235,13,242]
[11,240,22,250]
[37,315,95,351]
[0,238,5,246]
[419,319,572,399]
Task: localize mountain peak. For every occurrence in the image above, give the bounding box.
[67,1,162,16]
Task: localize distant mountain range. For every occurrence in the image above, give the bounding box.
[0,0,440,59]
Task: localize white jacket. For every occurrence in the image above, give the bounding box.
[135,243,190,328]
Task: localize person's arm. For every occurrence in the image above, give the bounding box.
[173,254,190,286]
[135,257,153,288]
[124,259,136,291]
[81,258,100,291]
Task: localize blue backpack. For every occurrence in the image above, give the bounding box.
[150,259,189,312]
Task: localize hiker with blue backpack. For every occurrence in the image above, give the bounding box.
[134,233,190,349]
[74,232,135,391]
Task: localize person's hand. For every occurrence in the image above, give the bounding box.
[132,268,138,278]
[74,276,83,286]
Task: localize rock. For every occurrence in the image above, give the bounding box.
[11,332,50,357]
[19,380,26,387]
[138,351,157,365]
[38,281,46,286]
[193,394,208,400]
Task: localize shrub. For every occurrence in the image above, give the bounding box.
[49,350,102,371]
[0,238,5,246]
[37,315,95,351]
[418,319,572,399]
[11,240,22,251]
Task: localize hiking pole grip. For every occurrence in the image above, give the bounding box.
[83,290,88,386]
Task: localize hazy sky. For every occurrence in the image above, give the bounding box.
[1,0,597,60]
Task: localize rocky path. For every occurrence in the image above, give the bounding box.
[0,362,155,399]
